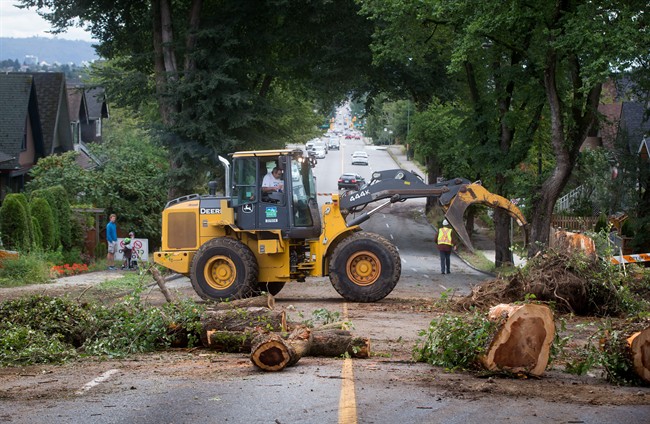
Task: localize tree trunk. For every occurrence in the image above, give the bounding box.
[250,326,313,371]
[625,327,650,384]
[210,294,275,310]
[480,303,555,376]
[200,307,286,346]
[494,208,514,266]
[310,329,370,358]
[184,0,203,73]
[205,329,261,352]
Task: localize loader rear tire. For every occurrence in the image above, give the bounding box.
[190,237,259,301]
[329,232,401,302]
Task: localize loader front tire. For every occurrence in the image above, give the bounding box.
[329,232,401,302]
[190,237,259,301]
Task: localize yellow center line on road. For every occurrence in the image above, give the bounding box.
[338,302,358,424]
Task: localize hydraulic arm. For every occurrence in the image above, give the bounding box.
[338,169,527,251]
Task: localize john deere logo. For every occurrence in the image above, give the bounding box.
[242,204,254,213]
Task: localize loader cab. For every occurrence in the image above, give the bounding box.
[230,149,322,239]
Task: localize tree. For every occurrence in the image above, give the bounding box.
[30,198,56,250]
[0,196,29,251]
[20,0,376,198]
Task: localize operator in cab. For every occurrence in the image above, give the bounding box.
[262,166,284,193]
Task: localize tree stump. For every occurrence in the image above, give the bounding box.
[480,303,555,376]
[627,327,650,383]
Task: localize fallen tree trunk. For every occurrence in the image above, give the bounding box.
[480,303,555,376]
[205,329,262,352]
[210,294,275,310]
[249,327,370,371]
[200,307,286,346]
[250,326,312,371]
[626,327,650,384]
[311,329,370,359]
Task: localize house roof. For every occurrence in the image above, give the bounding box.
[638,138,649,161]
[67,86,89,123]
[14,72,74,155]
[85,87,109,120]
[620,102,650,154]
[0,74,45,170]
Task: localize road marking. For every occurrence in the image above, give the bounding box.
[75,369,119,395]
[390,234,394,240]
[423,274,429,278]
[411,268,418,272]
[339,303,358,424]
[385,223,390,228]
[439,284,447,290]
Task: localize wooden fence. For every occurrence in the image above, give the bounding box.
[551,215,599,232]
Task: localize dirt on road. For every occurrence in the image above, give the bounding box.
[0,267,648,412]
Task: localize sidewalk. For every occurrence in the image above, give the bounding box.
[385,144,526,268]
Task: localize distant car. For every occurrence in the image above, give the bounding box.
[314,146,327,159]
[351,151,369,166]
[338,173,366,190]
[328,137,340,150]
[305,141,315,152]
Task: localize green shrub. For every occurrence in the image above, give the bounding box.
[0,252,51,287]
[50,186,73,249]
[594,213,609,233]
[30,197,56,250]
[29,188,61,249]
[94,242,107,259]
[0,196,29,251]
[31,216,43,250]
[413,312,498,370]
[4,193,33,248]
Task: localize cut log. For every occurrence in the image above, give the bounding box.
[200,307,286,346]
[627,327,650,383]
[250,326,314,371]
[210,294,275,310]
[480,303,555,376]
[205,329,262,352]
[311,329,370,359]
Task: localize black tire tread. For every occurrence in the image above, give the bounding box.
[190,237,259,301]
[329,232,401,302]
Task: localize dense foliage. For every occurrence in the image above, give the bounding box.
[0,292,205,366]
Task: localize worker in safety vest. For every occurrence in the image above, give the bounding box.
[437,219,454,274]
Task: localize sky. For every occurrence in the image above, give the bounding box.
[0,1,96,42]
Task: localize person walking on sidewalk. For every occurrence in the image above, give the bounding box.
[437,219,454,274]
[106,214,118,270]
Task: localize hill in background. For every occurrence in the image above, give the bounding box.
[0,37,99,65]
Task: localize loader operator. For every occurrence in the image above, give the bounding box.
[262,167,284,193]
[437,219,454,274]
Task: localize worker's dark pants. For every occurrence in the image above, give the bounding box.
[439,250,451,274]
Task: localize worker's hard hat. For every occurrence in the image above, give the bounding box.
[442,219,449,226]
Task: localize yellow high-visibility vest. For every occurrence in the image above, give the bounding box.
[437,227,453,246]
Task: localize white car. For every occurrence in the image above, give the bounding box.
[351,151,368,166]
[314,146,327,159]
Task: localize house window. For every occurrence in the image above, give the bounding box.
[95,119,102,137]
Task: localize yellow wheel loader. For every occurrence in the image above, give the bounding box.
[154,149,526,302]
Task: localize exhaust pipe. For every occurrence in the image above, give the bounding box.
[218,155,231,198]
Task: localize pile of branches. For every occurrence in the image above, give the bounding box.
[457,251,633,316]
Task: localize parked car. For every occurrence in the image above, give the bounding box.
[351,151,369,166]
[338,173,366,190]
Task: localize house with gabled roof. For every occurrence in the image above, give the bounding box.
[18,72,75,155]
[67,85,102,169]
[0,74,46,199]
[82,86,109,144]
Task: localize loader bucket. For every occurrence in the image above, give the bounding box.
[443,183,527,252]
